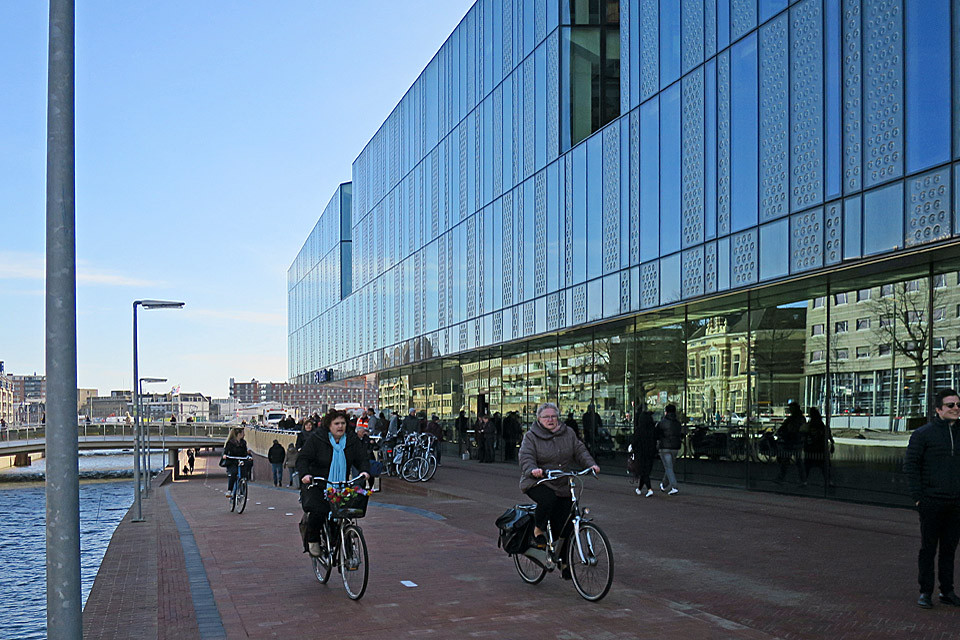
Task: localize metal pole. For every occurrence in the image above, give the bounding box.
[132,303,143,521]
[45,0,82,635]
[141,379,150,498]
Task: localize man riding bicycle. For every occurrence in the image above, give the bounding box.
[222,427,252,497]
[519,403,599,552]
[297,410,371,557]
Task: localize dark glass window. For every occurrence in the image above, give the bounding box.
[562,0,620,26]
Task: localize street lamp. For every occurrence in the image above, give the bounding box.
[138,377,166,498]
[133,299,184,522]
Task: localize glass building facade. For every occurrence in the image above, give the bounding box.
[289,0,960,506]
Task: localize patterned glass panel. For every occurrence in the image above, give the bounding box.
[732,229,758,286]
[681,68,705,247]
[790,0,824,212]
[682,247,705,297]
[535,170,548,296]
[704,241,718,294]
[603,125,620,273]
[790,207,824,273]
[620,270,631,313]
[863,0,903,187]
[641,261,660,308]
[824,201,842,264]
[467,216,477,318]
[905,167,951,248]
[717,51,731,235]
[523,57,535,179]
[564,156,574,285]
[502,190,514,306]
[494,86,504,198]
[705,0,717,57]
[431,148,440,239]
[630,110,640,265]
[572,284,587,324]
[682,0,704,74]
[732,0,757,40]
[621,0,631,115]
[547,31,559,161]
[759,15,789,222]
[640,0,660,101]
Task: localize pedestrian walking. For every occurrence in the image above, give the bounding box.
[631,407,657,497]
[455,410,470,459]
[776,402,807,485]
[424,414,444,464]
[803,407,834,486]
[268,439,286,487]
[656,404,682,495]
[904,388,960,609]
[187,448,196,473]
[502,410,522,461]
[284,443,299,486]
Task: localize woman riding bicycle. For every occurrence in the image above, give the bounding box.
[222,426,250,498]
[519,403,599,549]
[297,410,371,556]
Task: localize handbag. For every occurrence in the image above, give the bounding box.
[218,457,227,468]
[300,484,327,513]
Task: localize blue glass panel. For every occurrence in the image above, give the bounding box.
[603,124,621,274]
[905,0,950,173]
[730,34,758,232]
[524,178,536,300]
[824,0,841,199]
[760,0,788,21]
[660,0,681,89]
[524,0,535,57]
[587,133,604,279]
[572,143,587,282]
[660,253,682,303]
[732,0,757,40]
[631,0,641,108]
[759,219,789,279]
[682,0,704,74]
[862,182,904,255]
[588,278,604,321]
[863,0,903,187]
[790,0,823,212]
[535,43,547,170]
[467,112,477,216]
[681,68,705,247]
[759,15,788,222]
[492,0,503,88]
[602,274,620,318]
[621,116,631,269]
[547,0,558,33]
[660,84,682,255]
[706,58,718,239]
[485,206,496,314]
[843,195,861,259]
[718,0,731,49]
[717,51,731,234]
[483,98,494,207]
[640,97,660,260]
[503,75,514,190]
[621,0,631,115]
[641,0,660,100]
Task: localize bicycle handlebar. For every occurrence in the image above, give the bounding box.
[305,475,368,488]
[534,468,596,485]
[222,455,252,462]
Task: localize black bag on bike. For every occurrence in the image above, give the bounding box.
[300,485,327,513]
[495,506,534,554]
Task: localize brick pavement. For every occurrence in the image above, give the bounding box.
[85,453,960,639]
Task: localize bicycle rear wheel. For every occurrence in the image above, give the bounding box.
[236,479,248,513]
[401,457,423,483]
[420,455,438,482]
[514,552,547,584]
[341,524,368,600]
[567,522,613,601]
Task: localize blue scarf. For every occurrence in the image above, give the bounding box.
[327,432,347,489]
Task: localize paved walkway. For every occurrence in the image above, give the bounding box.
[84,452,960,639]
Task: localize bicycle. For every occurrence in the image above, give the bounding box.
[223,455,252,514]
[510,468,614,601]
[304,475,370,600]
[400,433,438,482]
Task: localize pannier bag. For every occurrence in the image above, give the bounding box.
[495,505,535,554]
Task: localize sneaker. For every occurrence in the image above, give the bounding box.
[939,591,960,606]
[635,487,642,495]
[918,592,934,608]
[225,491,232,497]
[645,489,654,497]
[308,542,322,557]
[668,488,679,495]
[659,482,665,493]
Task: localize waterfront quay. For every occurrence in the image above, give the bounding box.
[84,454,956,639]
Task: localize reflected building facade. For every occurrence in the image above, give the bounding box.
[289,0,960,505]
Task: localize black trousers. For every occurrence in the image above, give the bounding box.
[918,499,960,594]
[303,501,331,544]
[526,484,572,540]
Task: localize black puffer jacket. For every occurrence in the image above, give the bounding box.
[267,442,286,464]
[296,430,370,481]
[904,417,960,503]
[632,411,658,460]
[656,413,683,450]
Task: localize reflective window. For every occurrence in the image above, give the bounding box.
[587,130,604,279]
[759,219,788,280]
[905,0,951,173]
[660,83,681,256]
[730,34,758,232]
[639,97,660,261]
[572,142,588,282]
[659,0,681,89]
[863,183,904,256]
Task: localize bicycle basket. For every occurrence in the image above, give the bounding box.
[495,505,535,555]
[327,488,369,518]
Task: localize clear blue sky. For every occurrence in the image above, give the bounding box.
[0,1,473,399]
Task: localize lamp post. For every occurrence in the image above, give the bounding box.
[133,300,184,522]
[138,377,166,498]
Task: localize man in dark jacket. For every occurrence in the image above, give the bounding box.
[400,408,420,439]
[904,389,960,609]
[631,408,658,497]
[502,411,522,461]
[776,402,808,485]
[455,410,470,458]
[267,439,286,487]
[424,414,444,464]
[656,405,683,495]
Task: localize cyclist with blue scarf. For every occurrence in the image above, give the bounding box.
[297,410,371,556]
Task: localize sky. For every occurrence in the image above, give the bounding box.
[0,1,474,399]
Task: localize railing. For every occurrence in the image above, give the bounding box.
[0,422,234,443]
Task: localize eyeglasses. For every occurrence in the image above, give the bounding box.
[943,402,959,409]
[540,414,559,420]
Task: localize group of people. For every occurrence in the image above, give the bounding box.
[629,404,683,497]
[773,403,836,486]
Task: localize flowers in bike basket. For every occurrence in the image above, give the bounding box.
[325,485,369,506]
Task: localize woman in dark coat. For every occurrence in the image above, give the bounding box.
[631,408,658,497]
[221,427,250,497]
[296,410,370,556]
[803,407,834,485]
[295,419,315,451]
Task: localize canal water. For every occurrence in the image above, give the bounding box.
[0,451,166,640]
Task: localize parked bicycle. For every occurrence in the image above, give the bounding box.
[501,468,614,601]
[223,455,252,513]
[401,433,438,482]
[304,475,370,600]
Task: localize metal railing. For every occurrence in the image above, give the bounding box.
[0,422,233,443]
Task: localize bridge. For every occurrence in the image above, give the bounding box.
[0,422,233,456]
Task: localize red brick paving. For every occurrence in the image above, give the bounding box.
[85,453,960,639]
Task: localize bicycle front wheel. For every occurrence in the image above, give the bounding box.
[401,457,423,483]
[514,552,547,584]
[236,479,248,514]
[567,522,614,601]
[341,524,369,600]
[420,455,438,482]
